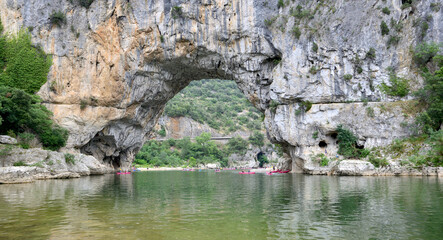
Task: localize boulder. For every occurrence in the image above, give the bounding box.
[0,135,17,145]
[333,160,375,176]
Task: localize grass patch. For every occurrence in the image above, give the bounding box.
[13,161,28,166]
[311,153,330,167]
[64,153,75,164]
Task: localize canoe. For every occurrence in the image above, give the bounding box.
[116,172,131,175]
[239,172,255,175]
[266,172,272,175]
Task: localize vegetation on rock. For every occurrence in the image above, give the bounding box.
[164,79,263,133]
[49,11,67,27]
[0,30,52,94]
[380,74,410,97]
[336,125,368,159]
[64,153,76,164]
[0,24,68,151]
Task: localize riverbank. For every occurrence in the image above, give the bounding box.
[135,167,274,172]
[0,143,113,184]
[303,160,443,177]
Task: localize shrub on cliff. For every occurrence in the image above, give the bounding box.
[415,63,443,133]
[413,42,440,68]
[413,42,442,134]
[49,11,66,27]
[78,0,94,8]
[380,74,410,97]
[0,86,68,150]
[0,30,52,94]
[336,125,369,159]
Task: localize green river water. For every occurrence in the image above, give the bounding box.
[0,171,442,239]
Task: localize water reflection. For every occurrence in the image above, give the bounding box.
[0,172,442,239]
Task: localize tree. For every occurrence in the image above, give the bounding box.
[248,131,264,147]
[227,136,248,155]
[0,86,68,150]
[0,29,52,94]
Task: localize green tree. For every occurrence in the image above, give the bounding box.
[336,125,364,158]
[0,29,52,94]
[227,136,248,155]
[415,65,443,132]
[163,79,263,133]
[0,86,68,150]
[0,17,3,33]
[248,131,264,147]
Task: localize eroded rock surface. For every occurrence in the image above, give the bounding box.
[0,145,114,183]
[1,0,442,172]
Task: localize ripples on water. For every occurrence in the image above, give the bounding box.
[0,171,442,239]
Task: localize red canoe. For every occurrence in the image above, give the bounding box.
[116,172,131,175]
[239,172,255,175]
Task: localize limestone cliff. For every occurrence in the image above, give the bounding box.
[1,0,441,172]
[154,116,252,139]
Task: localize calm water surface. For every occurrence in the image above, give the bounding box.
[0,171,442,239]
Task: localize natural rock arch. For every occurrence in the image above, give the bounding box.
[1,0,282,168]
[2,0,440,171]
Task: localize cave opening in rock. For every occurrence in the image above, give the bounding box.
[318,141,327,148]
[257,152,267,168]
[356,144,364,149]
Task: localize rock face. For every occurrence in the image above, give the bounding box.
[0,135,17,145]
[0,145,114,183]
[1,0,442,171]
[155,116,251,139]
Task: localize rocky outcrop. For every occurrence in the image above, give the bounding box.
[303,160,443,177]
[1,0,441,172]
[155,116,251,139]
[0,145,114,184]
[0,135,17,145]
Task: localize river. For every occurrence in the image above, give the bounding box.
[1,171,442,239]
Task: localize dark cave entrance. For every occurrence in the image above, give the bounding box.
[318,141,327,148]
[257,152,267,168]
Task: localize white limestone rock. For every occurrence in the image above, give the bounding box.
[333,160,375,176]
[0,135,17,145]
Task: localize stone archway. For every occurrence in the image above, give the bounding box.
[2,0,431,171]
[1,1,282,168]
